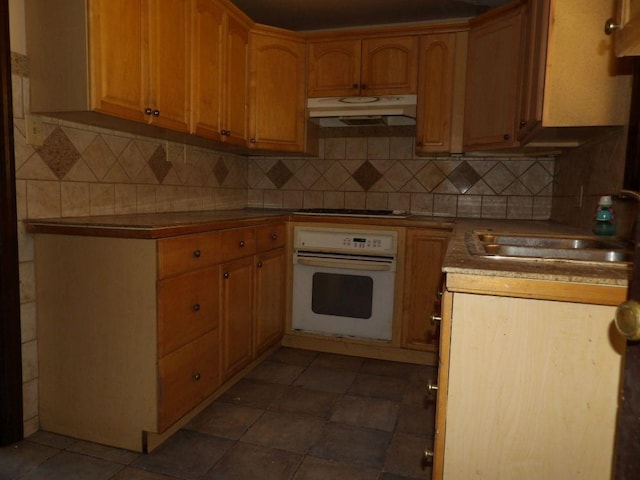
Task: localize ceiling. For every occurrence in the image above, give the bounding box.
[227,0,512,31]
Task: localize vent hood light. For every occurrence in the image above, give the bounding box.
[307,95,417,127]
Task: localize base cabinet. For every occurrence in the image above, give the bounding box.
[433,289,625,479]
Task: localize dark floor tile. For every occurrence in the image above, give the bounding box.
[359,359,421,379]
[348,373,408,401]
[310,423,391,468]
[245,360,305,385]
[293,456,379,480]
[381,473,428,480]
[26,431,78,450]
[20,451,124,480]
[0,441,59,480]
[240,411,325,454]
[402,382,431,408]
[111,467,183,480]
[310,352,364,371]
[268,347,318,367]
[408,365,438,387]
[293,366,357,394]
[131,430,233,479]
[330,395,399,432]
[203,442,302,480]
[219,378,287,409]
[66,440,139,464]
[396,404,435,436]
[186,401,264,440]
[269,386,340,418]
[384,432,431,479]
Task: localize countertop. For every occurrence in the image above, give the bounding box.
[25,209,632,287]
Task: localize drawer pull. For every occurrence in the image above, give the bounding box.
[239,240,245,247]
[192,372,201,381]
[192,304,200,312]
[430,314,442,324]
[193,249,201,258]
[427,381,438,394]
[223,272,230,279]
[271,233,277,240]
[424,449,434,461]
[257,261,263,268]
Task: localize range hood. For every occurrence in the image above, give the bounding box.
[307,95,417,127]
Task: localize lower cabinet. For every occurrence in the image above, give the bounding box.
[254,248,286,356]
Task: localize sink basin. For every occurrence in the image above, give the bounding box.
[468,231,633,265]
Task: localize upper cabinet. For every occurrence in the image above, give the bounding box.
[463,2,525,151]
[191,0,251,145]
[248,26,308,153]
[307,36,419,97]
[607,0,640,56]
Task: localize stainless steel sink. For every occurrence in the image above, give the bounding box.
[468,230,633,265]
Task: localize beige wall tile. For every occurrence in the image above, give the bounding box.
[90,184,115,215]
[21,339,38,382]
[22,379,38,422]
[26,180,60,218]
[457,195,482,218]
[19,261,35,303]
[20,301,36,344]
[61,182,91,217]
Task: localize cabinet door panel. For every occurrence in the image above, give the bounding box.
[307,39,361,97]
[254,248,285,355]
[361,36,418,95]
[89,0,147,122]
[224,13,250,144]
[219,227,256,262]
[157,231,220,278]
[147,0,191,132]
[256,223,286,252]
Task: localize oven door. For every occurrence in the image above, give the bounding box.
[291,251,395,341]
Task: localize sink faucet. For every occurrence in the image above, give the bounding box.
[619,189,640,202]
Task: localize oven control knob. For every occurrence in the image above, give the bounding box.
[615,300,640,340]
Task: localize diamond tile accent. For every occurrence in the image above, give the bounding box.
[352,161,382,191]
[37,127,80,179]
[448,161,481,194]
[483,163,516,194]
[148,146,172,184]
[267,160,294,189]
[214,158,230,185]
[520,163,553,194]
[415,162,446,192]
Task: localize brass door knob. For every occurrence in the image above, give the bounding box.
[615,300,640,340]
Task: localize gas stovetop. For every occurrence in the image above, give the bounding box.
[294,208,409,218]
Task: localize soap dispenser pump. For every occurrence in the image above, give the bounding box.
[593,195,615,236]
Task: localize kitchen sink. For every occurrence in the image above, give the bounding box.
[468,230,634,265]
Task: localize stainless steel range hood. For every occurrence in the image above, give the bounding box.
[307,95,417,127]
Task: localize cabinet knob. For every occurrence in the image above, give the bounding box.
[250,138,257,144]
[192,372,201,381]
[223,271,230,279]
[361,84,367,90]
[430,314,442,324]
[193,249,201,258]
[352,83,359,89]
[192,303,200,312]
[604,18,621,35]
[519,120,526,128]
[503,134,510,141]
[615,300,640,340]
[257,261,263,268]
[426,380,439,394]
[152,109,160,117]
[239,240,245,247]
[144,107,152,115]
[424,449,434,461]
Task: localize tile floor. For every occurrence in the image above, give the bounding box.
[0,347,437,480]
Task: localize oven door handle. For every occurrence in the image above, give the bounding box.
[296,257,393,271]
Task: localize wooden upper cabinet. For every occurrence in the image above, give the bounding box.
[248,28,307,152]
[307,36,418,97]
[610,0,640,56]
[463,2,525,151]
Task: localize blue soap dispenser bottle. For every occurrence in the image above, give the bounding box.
[593,195,615,236]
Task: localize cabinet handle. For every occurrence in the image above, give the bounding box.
[604,18,621,35]
[437,289,443,298]
[430,314,442,324]
[271,233,277,240]
[239,240,245,247]
[352,83,359,89]
[192,372,201,381]
[519,120,526,128]
[250,138,257,143]
[503,134,510,141]
[257,261,263,268]
[361,84,367,90]
[426,380,438,394]
[144,107,152,115]
[193,249,201,258]
[152,109,160,117]
[223,271,230,279]
[192,303,200,312]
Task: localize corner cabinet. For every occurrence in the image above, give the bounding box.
[33,221,286,453]
[431,274,626,479]
[248,27,308,153]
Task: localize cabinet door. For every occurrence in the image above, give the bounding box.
[611,0,640,56]
[416,34,456,153]
[248,30,307,152]
[220,256,254,381]
[223,12,250,144]
[254,248,285,356]
[89,0,148,123]
[361,36,419,95]
[307,39,361,97]
[147,0,191,132]
[463,4,524,150]
[401,228,448,351]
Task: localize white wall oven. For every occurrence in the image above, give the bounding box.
[291,226,398,341]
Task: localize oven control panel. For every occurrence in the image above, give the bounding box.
[294,226,397,255]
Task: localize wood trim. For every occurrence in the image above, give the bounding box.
[303,20,469,42]
[446,272,627,306]
[0,0,24,445]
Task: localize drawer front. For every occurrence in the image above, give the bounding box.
[157,329,220,432]
[157,231,220,278]
[219,227,256,261]
[157,266,219,357]
[256,223,286,252]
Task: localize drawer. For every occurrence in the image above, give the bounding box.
[157,266,219,357]
[256,223,286,252]
[157,231,220,279]
[157,329,220,432]
[219,227,256,262]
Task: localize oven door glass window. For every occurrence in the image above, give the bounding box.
[311,272,373,319]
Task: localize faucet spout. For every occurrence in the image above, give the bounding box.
[619,189,640,201]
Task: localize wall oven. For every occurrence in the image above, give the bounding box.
[291,226,398,341]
